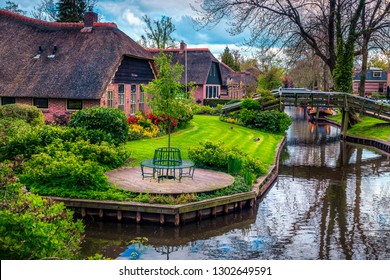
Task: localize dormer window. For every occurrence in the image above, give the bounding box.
[48,46,57,58]
[373,71,382,78]
[33,46,42,59]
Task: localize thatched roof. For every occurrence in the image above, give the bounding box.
[149,48,219,85]
[149,48,257,87]
[0,10,153,99]
[219,62,257,87]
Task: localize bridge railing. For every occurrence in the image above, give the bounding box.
[220,89,390,122]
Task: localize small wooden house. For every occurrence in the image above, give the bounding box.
[352,68,388,95]
[0,10,155,122]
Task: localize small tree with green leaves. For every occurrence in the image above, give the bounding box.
[143,52,193,148]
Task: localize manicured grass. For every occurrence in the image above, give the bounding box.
[328,113,390,141]
[126,115,284,168]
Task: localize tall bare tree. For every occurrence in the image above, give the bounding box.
[141,15,176,49]
[193,0,390,93]
[31,0,57,21]
[356,0,390,96]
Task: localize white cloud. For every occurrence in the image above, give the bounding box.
[122,9,142,26]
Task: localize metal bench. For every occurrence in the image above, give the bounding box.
[140,147,195,182]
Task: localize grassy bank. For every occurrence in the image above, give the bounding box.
[126,115,284,168]
[328,113,390,141]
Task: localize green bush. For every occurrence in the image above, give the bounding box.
[254,110,292,133]
[203,99,233,107]
[4,125,114,160]
[0,118,33,161]
[239,108,257,127]
[192,105,218,115]
[19,150,110,193]
[188,140,265,179]
[175,102,194,128]
[44,139,130,171]
[241,98,260,110]
[68,106,128,146]
[0,163,84,260]
[0,104,44,126]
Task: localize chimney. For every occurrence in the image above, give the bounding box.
[180,41,187,51]
[83,7,98,28]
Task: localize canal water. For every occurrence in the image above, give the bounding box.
[81,107,390,260]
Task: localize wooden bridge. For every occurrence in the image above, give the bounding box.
[221,88,390,135]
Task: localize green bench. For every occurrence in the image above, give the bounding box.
[140,147,195,182]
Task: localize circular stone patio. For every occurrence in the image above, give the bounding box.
[106,167,235,194]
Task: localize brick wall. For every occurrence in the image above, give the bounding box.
[43,99,99,123]
[104,83,150,116]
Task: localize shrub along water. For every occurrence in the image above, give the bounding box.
[188,140,266,186]
[0,163,85,260]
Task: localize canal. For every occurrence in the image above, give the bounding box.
[81,107,390,260]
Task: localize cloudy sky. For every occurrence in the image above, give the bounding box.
[2,0,253,58]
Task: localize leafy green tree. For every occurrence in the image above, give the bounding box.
[1,1,26,15]
[0,163,85,260]
[258,67,284,91]
[143,52,194,148]
[141,15,176,49]
[220,46,240,71]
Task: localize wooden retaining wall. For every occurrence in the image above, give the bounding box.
[324,117,390,155]
[343,134,390,154]
[52,137,287,226]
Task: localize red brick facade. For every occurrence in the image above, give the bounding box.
[102,83,151,117]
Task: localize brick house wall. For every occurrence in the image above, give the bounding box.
[103,83,151,117]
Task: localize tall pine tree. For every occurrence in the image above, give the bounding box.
[220,46,240,71]
[56,0,88,22]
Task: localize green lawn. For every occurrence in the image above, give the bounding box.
[126,115,284,167]
[328,113,390,141]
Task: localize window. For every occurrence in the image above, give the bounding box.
[139,86,145,112]
[33,98,48,109]
[118,84,125,111]
[130,85,136,114]
[1,97,15,106]
[107,91,113,107]
[205,85,219,99]
[67,99,82,110]
[373,71,382,78]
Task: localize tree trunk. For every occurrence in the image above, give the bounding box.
[358,34,369,97]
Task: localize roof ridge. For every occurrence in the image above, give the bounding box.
[148,47,211,52]
[0,9,117,28]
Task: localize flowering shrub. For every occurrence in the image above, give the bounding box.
[127,114,142,125]
[128,123,160,141]
[147,113,161,126]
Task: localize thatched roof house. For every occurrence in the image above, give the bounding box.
[0,10,155,122]
[149,42,257,105]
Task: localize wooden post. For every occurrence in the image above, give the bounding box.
[98,209,104,219]
[117,210,122,221]
[341,108,349,139]
[223,204,229,214]
[159,214,165,225]
[136,212,141,223]
[174,213,180,226]
[211,207,217,217]
[81,208,86,218]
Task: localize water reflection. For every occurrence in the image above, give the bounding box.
[81,107,390,260]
